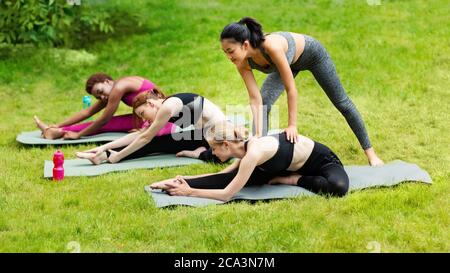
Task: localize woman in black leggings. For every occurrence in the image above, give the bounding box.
[151,122,349,201]
[76,90,233,164]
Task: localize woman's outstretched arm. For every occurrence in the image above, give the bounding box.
[165,151,259,202]
[173,159,241,180]
[56,100,106,127]
[95,130,142,151]
[107,99,180,163]
[68,84,128,138]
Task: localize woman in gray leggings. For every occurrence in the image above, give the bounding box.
[220,17,383,166]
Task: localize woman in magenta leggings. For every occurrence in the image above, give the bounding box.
[34,73,175,139]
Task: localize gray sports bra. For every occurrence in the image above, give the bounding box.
[247,31,297,74]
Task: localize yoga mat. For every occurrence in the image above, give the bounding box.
[44,154,204,178]
[17,130,128,145]
[145,160,432,208]
[42,129,283,177]
[18,115,248,145]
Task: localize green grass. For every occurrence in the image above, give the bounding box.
[0,0,449,252]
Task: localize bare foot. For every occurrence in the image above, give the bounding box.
[76,151,108,165]
[34,116,47,131]
[44,127,65,139]
[365,147,384,166]
[176,146,207,158]
[268,174,301,185]
[34,115,64,139]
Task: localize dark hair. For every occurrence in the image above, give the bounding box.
[220,17,265,48]
[132,89,166,128]
[85,73,113,93]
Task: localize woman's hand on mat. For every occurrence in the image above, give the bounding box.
[284,125,299,143]
[63,131,80,140]
[150,178,178,190]
[107,150,120,163]
[365,147,384,166]
[165,177,192,196]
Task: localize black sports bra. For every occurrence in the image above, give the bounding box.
[163,93,204,128]
[244,132,294,173]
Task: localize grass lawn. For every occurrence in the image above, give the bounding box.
[0,0,448,252]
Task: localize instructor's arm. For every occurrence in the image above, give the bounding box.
[238,65,263,137]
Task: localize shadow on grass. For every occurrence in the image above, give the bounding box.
[70,9,154,50]
[155,198,297,210]
[0,8,157,60]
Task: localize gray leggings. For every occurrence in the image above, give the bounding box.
[260,35,371,149]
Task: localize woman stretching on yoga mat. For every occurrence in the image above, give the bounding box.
[150,121,349,202]
[220,17,383,166]
[34,73,175,140]
[76,90,240,164]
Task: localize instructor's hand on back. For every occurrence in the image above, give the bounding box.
[284,125,299,143]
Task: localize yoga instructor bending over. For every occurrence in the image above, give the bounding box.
[220,17,383,165]
[151,122,349,202]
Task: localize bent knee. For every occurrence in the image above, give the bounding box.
[332,180,349,197]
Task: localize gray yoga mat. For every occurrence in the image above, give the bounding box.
[18,115,248,145]
[145,160,432,208]
[42,130,282,177]
[17,130,128,145]
[44,154,204,177]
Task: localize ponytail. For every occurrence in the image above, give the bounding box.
[220,17,265,48]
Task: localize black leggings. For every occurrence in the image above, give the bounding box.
[108,129,221,163]
[184,141,349,197]
[186,168,271,189]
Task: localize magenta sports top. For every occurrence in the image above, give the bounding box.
[121,79,155,107]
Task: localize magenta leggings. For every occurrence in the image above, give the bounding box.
[61,114,176,136]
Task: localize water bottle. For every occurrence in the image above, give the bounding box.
[83,95,92,120]
[83,95,91,109]
[53,150,64,181]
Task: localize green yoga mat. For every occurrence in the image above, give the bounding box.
[145,160,432,208]
[44,154,204,177]
[18,115,249,145]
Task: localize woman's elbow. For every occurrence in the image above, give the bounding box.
[139,135,152,144]
[249,96,262,104]
[220,191,234,202]
[96,118,109,127]
[219,196,232,202]
[286,87,298,96]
